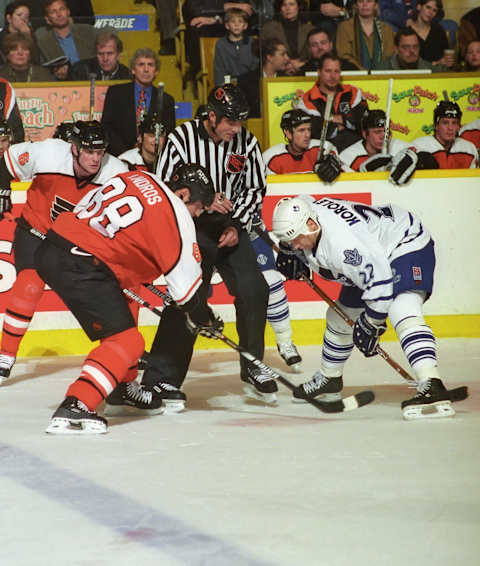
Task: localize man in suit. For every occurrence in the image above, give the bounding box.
[101,48,175,157]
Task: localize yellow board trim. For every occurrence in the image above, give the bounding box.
[15,315,480,359]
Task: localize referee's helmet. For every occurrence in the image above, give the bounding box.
[71,120,108,151]
[207,84,249,121]
[169,163,215,207]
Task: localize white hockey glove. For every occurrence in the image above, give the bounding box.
[389,148,418,186]
[359,153,392,172]
[0,187,12,220]
[353,312,387,357]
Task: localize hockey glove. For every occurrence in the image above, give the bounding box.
[359,153,392,172]
[186,307,224,339]
[389,148,418,186]
[0,187,12,220]
[276,243,311,281]
[353,312,387,357]
[314,153,342,183]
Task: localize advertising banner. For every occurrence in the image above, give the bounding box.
[264,73,480,147]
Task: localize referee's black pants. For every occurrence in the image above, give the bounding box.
[142,229,269,388]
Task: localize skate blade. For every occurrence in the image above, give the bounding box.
[103,404,165,417]
[292,392,342,404]
[163,400,186,414]
[242,385,278,405]
[403,400,455,421]
[45,417,108,435]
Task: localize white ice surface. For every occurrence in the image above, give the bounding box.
[0,338,479,566]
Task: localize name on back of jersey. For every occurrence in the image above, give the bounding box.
[129,172,162,205]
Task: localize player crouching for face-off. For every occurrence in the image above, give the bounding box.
[35,163,222,434]
[272,195,468,420]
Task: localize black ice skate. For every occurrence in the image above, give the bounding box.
[46,396,108,435]
[241,367,278,404]
[401,378,455,420]
[104,381,164,416]
[152,382,186,413]
[277,342,302,373]
[0,353,15,385]
[292,372,343,403]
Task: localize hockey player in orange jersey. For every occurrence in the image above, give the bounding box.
[34,164,221,434]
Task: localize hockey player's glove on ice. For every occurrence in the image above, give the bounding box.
[353,312,387,357]
[314,153,342,183]
[276,243,311,281]
[186,307,224,339]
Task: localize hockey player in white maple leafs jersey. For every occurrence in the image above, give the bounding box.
[271,195,468,420]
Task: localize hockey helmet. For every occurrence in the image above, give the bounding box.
[71,120,107,151]
[138,113,166,137]
[0,119,13,140]
[361,109,386,131]
[272,197,316,242]
[53,121,75,143]
[195,104,209,121]
[168,163,215,207]
[207,84,249,122]
[280,109,312,132]
[433,101,462,125]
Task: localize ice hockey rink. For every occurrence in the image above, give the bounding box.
[1,338,478,566]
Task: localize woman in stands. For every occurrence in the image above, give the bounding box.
[0,32,51,82]
[0,1,41,65]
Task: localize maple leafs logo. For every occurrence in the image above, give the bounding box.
[343,248,362,266]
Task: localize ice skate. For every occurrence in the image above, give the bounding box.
[104,380,164,416]
[277,342,302,373]
[241,367,278,404]
[46,396,107,435]
[292,371,343,403]
[402,378,455,420]
[0,353,15,385]
[152,382,186,413]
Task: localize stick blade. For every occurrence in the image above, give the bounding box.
[311,389,375,413]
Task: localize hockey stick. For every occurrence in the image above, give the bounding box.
[442,89,449,101]
[382,78,393,154]
[137,284,374,413]
[153,82,164,172]
[252,226,468,402]
[89,74,96,120]
[316,93,334,161]
[123,288,165,318]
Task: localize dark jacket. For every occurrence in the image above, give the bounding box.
[69,58,132,81]
[101,81,175,156]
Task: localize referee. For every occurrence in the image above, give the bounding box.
[142,84,275,408]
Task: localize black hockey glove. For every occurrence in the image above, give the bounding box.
[186,306,224,339]
[359,153,392,172]
[276,243,311,281]
[389,148,418,186]
[314,153,342,183]
[0,187,12,220]
[353,312,387,357]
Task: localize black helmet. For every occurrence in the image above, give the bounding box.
[53,121,75,143]
[0,119,13,140]
[168,163,215,207]
[71,120,107,151]
[207,83,249,121]
[433,101,462,125]
[195,104,209,121]
[361,109,386,131]
[139,113,166,137]
[280,109,311,132]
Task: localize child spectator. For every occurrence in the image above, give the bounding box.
[213,8,259,85]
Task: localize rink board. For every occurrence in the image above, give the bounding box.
[2,169,479,357]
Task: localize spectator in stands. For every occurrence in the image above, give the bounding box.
[29,0,95,29]
[335,0,395,71]
[35,0,98,66]
[101,48,175,156]
[0,32,51,82]
[377,26,444,71]
[213,8,259,84]
[339,108,409,171]
[154,0,177,55]
[295,52,368,151]
[459,118,480,152]
[458,39,480,72]
[69,31,131,81]
[42,54,70,80]
[408,0,453,69]
[309,1,353,37]
[458,7,480,58]
[237,37,291,117]
[260,0,314,73]
[118,113,167,173]
[378,0,417,31]
[0,1,41,65]
[0,77,24,142]
[297,27,360,73]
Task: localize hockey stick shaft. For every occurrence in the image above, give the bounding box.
[123,288,165,318]
[382,78,393,154]
[317,93,334,161]
[153,82,165,172]
[89,74,96,120]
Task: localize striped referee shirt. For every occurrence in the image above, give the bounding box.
[156,119,266,228]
